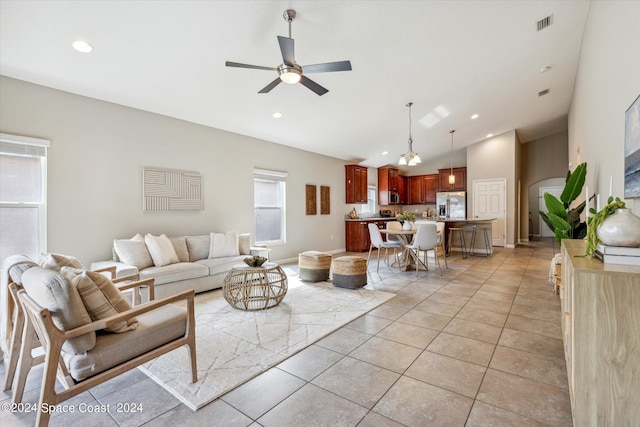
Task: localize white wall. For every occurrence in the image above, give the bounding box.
[0,76,349,266]
[568,1,640,216]
[467,130,518,247]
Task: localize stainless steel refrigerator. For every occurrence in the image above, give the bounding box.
[436,191,467,219]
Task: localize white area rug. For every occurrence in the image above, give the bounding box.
[139,271,395,410]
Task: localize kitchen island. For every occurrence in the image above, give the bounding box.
[414,218,495,255]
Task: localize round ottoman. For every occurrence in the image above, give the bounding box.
[299,251,332,282]
[332,256,367,289]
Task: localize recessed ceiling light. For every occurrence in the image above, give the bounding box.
[272,112,282,118]
[471,114,479,120]
[486,133,494,138]
[540,66,551,73]
[72,40,93,53]
[382,151,388,156]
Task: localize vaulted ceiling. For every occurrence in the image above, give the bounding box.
[0,1,590,171]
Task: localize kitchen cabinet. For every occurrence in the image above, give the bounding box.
[561,239,640,425]
[345,219,389,252]
[378,167,400,205]
[438,167,466,192]
[406,174,438,205]
[345,165,368,204]
[398,175,407,205]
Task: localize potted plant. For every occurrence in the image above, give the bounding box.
[397,212,416,230]
[539,162,590,244]
[584,196,640,256]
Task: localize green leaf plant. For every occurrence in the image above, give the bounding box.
[582,196,626,257]
[538,162,590,245]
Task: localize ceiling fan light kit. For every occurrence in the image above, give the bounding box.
[398,102,421,167]
[225,9,352,96]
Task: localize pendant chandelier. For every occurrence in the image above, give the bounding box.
[398,102,421,166]
[449,130,456,184]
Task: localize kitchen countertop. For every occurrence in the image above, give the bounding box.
[344,217,395,221]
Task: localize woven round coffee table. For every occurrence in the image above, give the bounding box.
[223,262,288,310]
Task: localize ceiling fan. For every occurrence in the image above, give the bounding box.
[225,9,352,96]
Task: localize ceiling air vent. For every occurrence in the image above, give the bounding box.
[537,15,553,31]
[538,89,550,97]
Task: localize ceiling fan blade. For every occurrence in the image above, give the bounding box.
[299,76,328,96]
[226,61,276,71]
[258,78,282,94]
[277,36,295,66]
[302,60,352,74]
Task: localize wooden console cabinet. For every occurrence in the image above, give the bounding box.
[345,165,368,204]
[560,239,640,426]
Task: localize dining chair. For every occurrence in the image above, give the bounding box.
[404,223,442,276]
[385,221,404,244]
[435,222,448,269]
[367,223,403,272]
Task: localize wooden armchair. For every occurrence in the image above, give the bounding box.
[16,267,197,427]
[3,260,143,402]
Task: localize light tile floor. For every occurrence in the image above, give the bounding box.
[1,238,572,426]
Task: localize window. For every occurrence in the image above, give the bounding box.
[0,133,50,264]
[362,186,376,214]
[253,169,287,245]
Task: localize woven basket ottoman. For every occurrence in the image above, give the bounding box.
[332,256,367,289]
[299,251,332,282]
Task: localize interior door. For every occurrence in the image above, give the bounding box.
[539,186,564,237]
[473,179,506,247]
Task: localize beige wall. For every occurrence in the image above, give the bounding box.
[0,76,349,266]
[521,130,569,239]
[568,1,640,216]
[466,130,518,247]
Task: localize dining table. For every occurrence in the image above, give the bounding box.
[380,228,421,272]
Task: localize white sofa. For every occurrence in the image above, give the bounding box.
[91,232,258,299]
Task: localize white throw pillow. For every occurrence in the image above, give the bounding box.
[170,237,190,262]
[209,231,239,258]
[145,234,180,267]
[113,234,154,270]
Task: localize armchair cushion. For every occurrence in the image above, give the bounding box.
[62,268,138,333]
[38,253,83,272]
[21,268,96,355]
[145,234,179,267]
[62,304,187,381]
[114,234,154,270]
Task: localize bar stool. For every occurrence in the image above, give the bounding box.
[470,226,491,257]
[448,227,468,259]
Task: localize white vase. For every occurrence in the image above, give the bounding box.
[402,221,412,231]
[596,208,640,247]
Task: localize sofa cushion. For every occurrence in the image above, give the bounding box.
[62,268,137,333]
[185,235,210,261]
[21,268,96,355]
[39,253,84,272]
[145,234,179,267]
[170,237,190,262]
[62,304,186,381]
[209,231,239,258]
[114,234,154,270]
[196,255,246,276]
[138,262,208,285]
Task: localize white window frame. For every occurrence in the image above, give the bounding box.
[362,186,376,214]
[0,133,50,261]
[253,168,287,245]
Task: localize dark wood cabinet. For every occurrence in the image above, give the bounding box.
[438,167,466,192]
[406,174,438,204]
[345,220,389,252]
[398,175,407,205]
[345,165,368,204]
[378,167,400,205]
